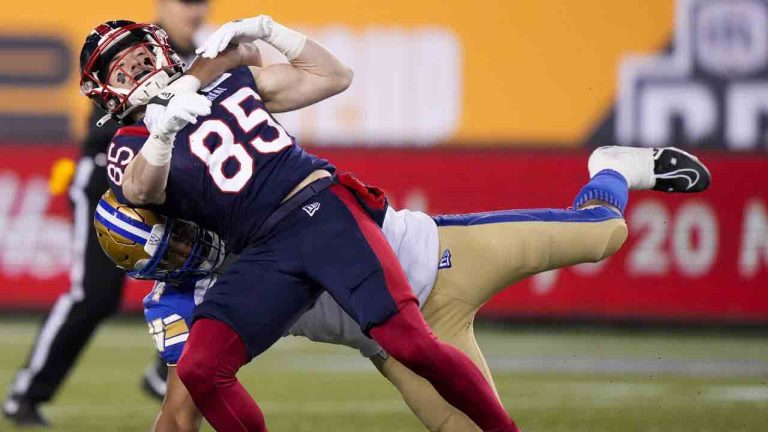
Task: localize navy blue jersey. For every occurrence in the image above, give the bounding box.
[106,67,334,253]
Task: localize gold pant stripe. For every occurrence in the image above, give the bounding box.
[377,217,628,431]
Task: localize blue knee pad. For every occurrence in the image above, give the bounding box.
[572,169,629,215]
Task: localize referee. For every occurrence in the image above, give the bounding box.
[3,0,210,426]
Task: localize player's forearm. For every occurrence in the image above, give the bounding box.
[153,367,203,432]
[185,46,248,87]
[265,20,351,86]
[287,38,353,94]
[123,152,169,205]
[197,16,352,112]
[235,43,263,68]
[256,23,353,112]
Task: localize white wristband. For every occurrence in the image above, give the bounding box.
[140,134,174,166]
[267,22,307,61]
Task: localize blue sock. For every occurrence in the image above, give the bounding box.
[572,169,629,215]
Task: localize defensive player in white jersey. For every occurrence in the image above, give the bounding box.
[96,140,710,431]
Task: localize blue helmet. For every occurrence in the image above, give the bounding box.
[93,190,225,282]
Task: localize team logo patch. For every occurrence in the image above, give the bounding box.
[148,231,162,246]
[303,202,321,217]
[438,249,452,269]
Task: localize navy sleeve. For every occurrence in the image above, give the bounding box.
[106,126,149,204]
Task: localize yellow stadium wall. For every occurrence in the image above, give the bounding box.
[0,0,674,146]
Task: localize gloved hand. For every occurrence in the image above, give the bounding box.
[196,15,275,59]
[144,91,211,137]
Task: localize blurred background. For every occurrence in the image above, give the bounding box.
[1,0,767,431]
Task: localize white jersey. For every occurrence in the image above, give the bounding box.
[285,206,440,357]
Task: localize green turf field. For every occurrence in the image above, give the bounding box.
[2,317,767,431]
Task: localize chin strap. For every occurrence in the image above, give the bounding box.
[96,71,184,128]
[96,112,113,128]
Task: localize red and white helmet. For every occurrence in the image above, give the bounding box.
[79,20,185,124]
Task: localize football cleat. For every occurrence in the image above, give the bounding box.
[2,395,49,427]
[651,147,711,193]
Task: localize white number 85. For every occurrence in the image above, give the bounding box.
[189,87,292,193]
[106,142,136,186]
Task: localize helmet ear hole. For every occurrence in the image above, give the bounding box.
[81,80,94,93]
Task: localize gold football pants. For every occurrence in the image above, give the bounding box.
[372,207,628,431]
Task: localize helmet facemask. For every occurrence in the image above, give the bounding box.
[134,218,226,283]
[80,23,184,124]
[105,43,174,106]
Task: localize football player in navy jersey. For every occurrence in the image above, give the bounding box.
[93,139,711,432]
[79,16,519,432]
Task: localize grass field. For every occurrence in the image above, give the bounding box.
[1,317,767,431]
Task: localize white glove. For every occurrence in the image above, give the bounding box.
[144,75,203,134]
[144,91,211,137]
[141,90,211,166]
[196,16,275,59]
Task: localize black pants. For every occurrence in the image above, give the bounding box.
[8,157,128,403]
